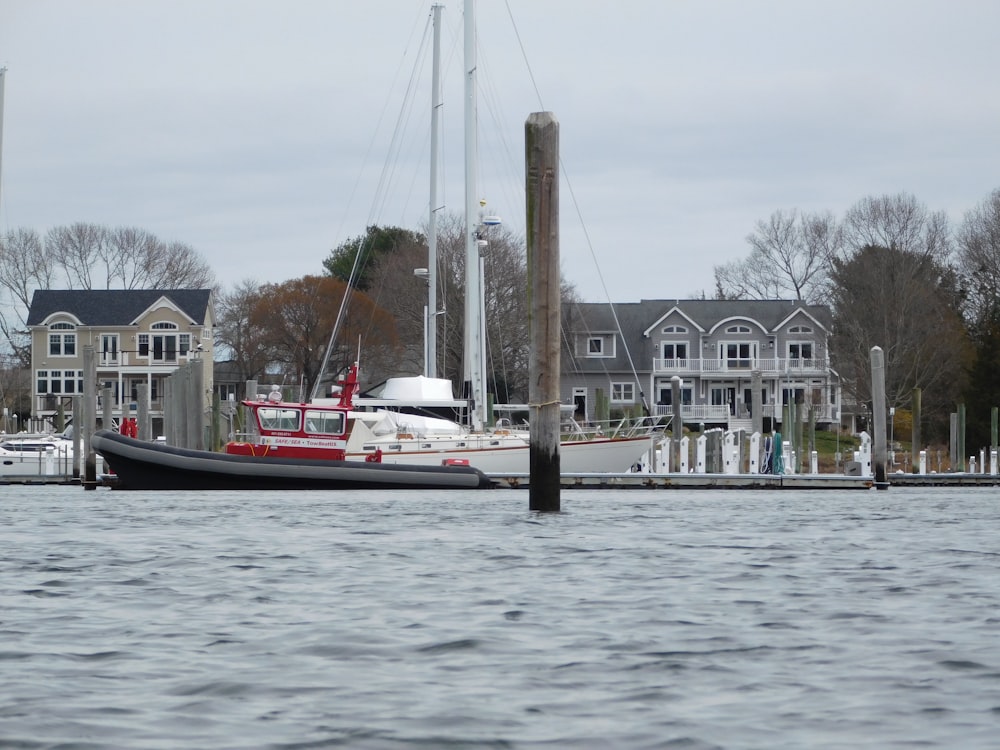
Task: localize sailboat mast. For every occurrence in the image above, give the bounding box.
[0,67,7,216]
[427,4,443,379]
[463,0,487,431]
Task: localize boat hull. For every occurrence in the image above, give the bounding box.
[92,430,493,491]
[348,434,655,473]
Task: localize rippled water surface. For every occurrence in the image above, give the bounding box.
[2,485,1000,749]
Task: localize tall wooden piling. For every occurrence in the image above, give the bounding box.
[958,403,966,472]
[911,387,921,474]
[992,406,998,458]
[137,383,150,441]
[671,376,683,471]
[82,346,97,488]
[71,396,81,479]
[525,111,560,511]
[870,346,888,488]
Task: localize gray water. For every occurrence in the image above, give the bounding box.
[2,486,999,749]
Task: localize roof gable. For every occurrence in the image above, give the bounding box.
[642,306,705,337]
[27,289,213,328]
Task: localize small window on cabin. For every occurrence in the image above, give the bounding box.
[304,409,345,435]
[258,407,301,432]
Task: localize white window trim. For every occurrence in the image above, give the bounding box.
[610,381,635,403]
[585,335,616,358]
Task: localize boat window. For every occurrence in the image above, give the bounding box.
[257,407,301,432]
[304,409,345,435]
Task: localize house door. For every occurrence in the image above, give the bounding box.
[573,387,587,421]
[100,334,119,366]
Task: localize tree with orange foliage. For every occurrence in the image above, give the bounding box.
[247,275,400,398]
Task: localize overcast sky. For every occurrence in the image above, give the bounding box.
[2,0,998,304]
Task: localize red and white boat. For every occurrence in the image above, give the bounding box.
[91,364,493,491]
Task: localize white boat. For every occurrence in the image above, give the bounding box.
[343,374,659,473]
[0,432,74,477]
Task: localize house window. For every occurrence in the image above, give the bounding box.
[48,323,77,357]
[584,335,614,357]
[37,370,83,396]
[662,325,688,334]
[611,382,635,403]
[657,385,692,405]
[142,323,191,363]
[788,325,813,334]
[726,325,752,334]
[661,343,688,362]
[788,342,814,362]
[720,342,756,369]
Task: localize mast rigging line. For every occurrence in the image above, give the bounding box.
[313,8,437,401]
[500,0,651,416]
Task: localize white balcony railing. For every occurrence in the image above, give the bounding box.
[654,402,838,424]
[94,351,202,369]
[652,357,830,375]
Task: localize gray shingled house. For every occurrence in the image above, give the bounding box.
[562,299,839,432]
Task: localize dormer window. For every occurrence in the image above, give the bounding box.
[788,325,813,334]
[662,325,688,334]
[725,324,752,334]
[584,335,615,358]
[48,322,77,357]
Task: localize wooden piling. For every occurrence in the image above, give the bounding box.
[82,346,97,488]
[870,346,888,488]
[71,396,81,480]
[671,376,683,471]
[137,383,150,441]
[525,111,560,512]
[910,387,921,473]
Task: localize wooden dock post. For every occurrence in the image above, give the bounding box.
[671,376,683,472]
[525,111,560,511]
[870,346,888,488]
[82,346,97,489]
[911,387,921,473]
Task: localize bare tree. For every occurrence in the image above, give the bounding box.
[0,228,55,363]
[155,240,216,289]
[843,192,950,261]
[714,209,842,303]
[215,279,276,383]
[956,187,1000,327]
[45,223,106,290]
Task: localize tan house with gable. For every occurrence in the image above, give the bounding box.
[26,289,215,436]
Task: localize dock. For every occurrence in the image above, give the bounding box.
[0,474,80,486]
[489,472,876,490]
[489,471,1000,489]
